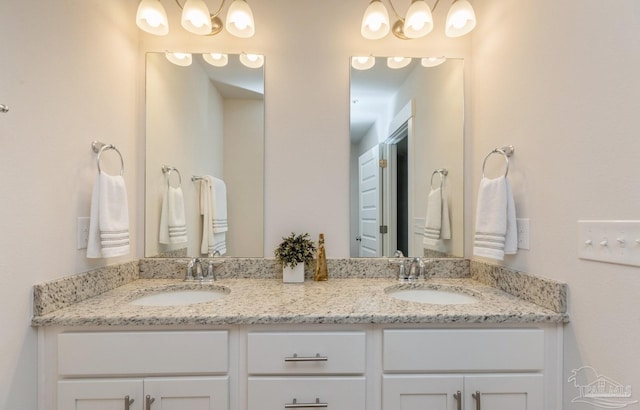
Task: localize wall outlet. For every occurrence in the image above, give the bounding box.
[77,217,90,250]
[517,218,531,250]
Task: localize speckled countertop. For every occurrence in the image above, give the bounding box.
[31,277,567,327]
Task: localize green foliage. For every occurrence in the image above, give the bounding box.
[274,232,316,268]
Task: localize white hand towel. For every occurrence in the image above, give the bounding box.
[200,176,215,255]
[212,177,228,234]
[473,176,517,260]
[423,187,452,249]
[87,172,130,258]
[159,186,187,245]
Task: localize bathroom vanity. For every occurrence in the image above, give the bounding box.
[33,260,567,410]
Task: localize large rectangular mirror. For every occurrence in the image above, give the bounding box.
[350,57,464,258]
[145,52,264,257]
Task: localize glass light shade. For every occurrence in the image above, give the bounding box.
[203,53,229,67]
[181,0,212,35]
[351,56,376,70]
[225,0,255,38]
[239,53,264,68]
[421,56,446,67]
[445,0,476,38]
[387,56,411,69]
[361,0,390,40]
[136,0,169,36]
[165,52,193,66]
[403,0,433,39]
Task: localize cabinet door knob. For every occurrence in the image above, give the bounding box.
[284,398,328,408]
[124,396,135,410]
[472,391,481,410]
[146,395,156,410]
[453,391,462,410]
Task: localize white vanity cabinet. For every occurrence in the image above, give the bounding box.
[382,329,551,410]
[50,330,230,410]
[246,331,367,410]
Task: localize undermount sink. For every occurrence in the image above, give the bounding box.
[385,285,480,305]
[130,288,228,306]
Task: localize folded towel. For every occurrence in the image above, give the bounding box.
[473,176,517,260]
[423,187,451,249]
[159,186,187,245]
[87,172,130,258]
[200,176,215,255]
[212,177,228,234]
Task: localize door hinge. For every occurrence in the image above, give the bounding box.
[379,159,387,168]
[380,225,388,234]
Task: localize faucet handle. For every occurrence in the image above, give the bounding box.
[186,259,196,281]
[202,260,217,282]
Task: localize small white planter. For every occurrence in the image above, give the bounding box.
[283,263,305,283]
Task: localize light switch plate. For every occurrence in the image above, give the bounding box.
[578,220,640,267]
[516,218,531,250]
[77,217,90,250]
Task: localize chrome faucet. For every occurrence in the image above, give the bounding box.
[186,258,217,282]
[408,257,425,281]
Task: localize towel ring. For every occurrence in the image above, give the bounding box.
[92,141,124,176]
[430,168,448,190]
[162,165,182,188]
[482,145,514,178]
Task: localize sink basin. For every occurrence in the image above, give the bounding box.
[130,288,228,306]
[385,285,480,305]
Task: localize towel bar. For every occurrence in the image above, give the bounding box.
[430,168,448,190]
[482,145,514,178]
[92,141,124,176]
[161,165,182,187]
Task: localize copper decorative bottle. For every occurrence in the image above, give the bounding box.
[314,233,328,281]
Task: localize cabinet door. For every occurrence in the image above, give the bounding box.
[58,379,143,410]
[382,375,463,410]
[144,377,229,410]
[464,374,543,410]
[248,377,366,410]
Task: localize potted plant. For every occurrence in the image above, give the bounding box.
[274,232,316,283]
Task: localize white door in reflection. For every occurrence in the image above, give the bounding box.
[358,146,381,257]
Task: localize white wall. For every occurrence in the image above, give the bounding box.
[0,0,139,407]
[470,1,640,407]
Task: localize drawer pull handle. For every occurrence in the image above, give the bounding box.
[124,396,134,410]
[472,391,481,410]
[284,353,328,362]
[285,398,328,408]
[453,391,462,410]
[146,395,156,410]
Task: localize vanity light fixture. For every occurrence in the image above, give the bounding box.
[351,56,376,70]
[421,56,446,67]
[203,52,229,67]
[361,0,476,40]
[136,0,255,38]
[165,51,193,66]
[239,53,264,68]
[387,56,412,69]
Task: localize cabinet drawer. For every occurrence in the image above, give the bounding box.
[58,331,228,376]
[383,329,544,372]
[248,331,366,375]
[248,377,366,410]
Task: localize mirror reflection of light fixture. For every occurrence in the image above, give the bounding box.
[361,0,476,40]
[203,52,229,67]
[225,0,256,38]
[165,52,193,66]
[387,56,411,69]
[239,53,264,68]
[136,0,169,35]
[421,56,446,67]
[445,0,476,38]
[351,56,376,70]
[136,0,255,38]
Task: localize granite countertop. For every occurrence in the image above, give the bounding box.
[31,277,567,327]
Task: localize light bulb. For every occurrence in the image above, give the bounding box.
[361,0,390,40]
[203,53,229,67]
[352,56,375,70]
[387,56,411,69]
[445,0,476,38]
[421,57,446,67]
[239,53,264,68]
[181,0,212,35]
[226,0,255,38]
[136,0,169,36]
[165,52,193,66]
[403,0,433,39]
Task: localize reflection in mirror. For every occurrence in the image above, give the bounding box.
[145,52,264,258]
[350,57,464,258]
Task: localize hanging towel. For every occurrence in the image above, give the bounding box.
[199,176,215,255]
[212,177,228,233]
[87,172,130,258]
[473,176,517,260]
[159,186,187,245]
[423,187,451,249]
